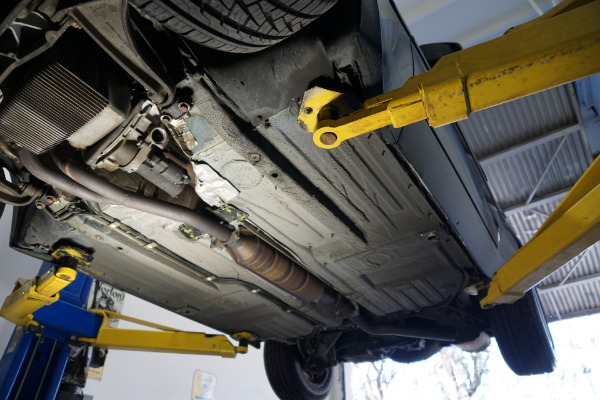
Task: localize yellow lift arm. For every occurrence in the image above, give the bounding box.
[0,266,77,326]
[0,250,252,358]
[78,310,251,358]
[298,0,600,307]
[0,247,91,326]
[299,0,600,149]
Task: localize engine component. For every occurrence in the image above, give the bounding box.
[87,102,190,197]
[227,232,354,316]
[22,147,355,318]
[17,148,232,241]
[58,155,232,241]
[161,114,199,157]
[135,152,190,197]
[18,148,114,204]
[0,62,126,154]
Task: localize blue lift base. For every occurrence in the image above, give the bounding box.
[0,262,95,400]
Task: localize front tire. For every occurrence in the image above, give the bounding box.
[132,0,339,53]
[487,288,555,375]
[264,340,333,400]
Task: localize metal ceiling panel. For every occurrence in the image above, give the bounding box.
[482,133,591,208]
[457,86,576,158]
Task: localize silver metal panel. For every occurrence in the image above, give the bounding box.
[540,279,600,322]
[505,199,600,322]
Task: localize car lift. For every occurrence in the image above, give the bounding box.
[0,250,252,400]
[0,0,599,398]
[298,0,600,307]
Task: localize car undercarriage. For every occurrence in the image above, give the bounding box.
[0,0,557,398]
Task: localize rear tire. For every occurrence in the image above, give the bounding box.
[264,340,333,400]
[487,288,555,375]
[131,0,339,53]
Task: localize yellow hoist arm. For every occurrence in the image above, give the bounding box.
[78,310,253,358]
[0,247,253,358]
[298,0,600,149]
[0,266,77,326]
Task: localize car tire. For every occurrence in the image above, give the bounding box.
[264,340,333,400]
[131,0,339,53]
[487,287,555,375]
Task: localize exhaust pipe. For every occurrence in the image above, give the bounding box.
[21,149,354,314]
[350,315,456,341]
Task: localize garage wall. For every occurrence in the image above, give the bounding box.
[83,295,279,400]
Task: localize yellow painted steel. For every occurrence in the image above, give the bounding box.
[78,310,248,358]
[0,267,77,326]
[50,247,93,268]
[480,156,600,307]
[298,0,600,148]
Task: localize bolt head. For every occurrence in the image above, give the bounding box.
[319,132,337,146]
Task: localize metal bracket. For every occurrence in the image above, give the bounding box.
[298,0,600,148]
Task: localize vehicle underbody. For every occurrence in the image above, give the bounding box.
[0,0,556,398]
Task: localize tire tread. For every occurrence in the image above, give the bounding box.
[488,288,556,375]
[131,0,338,53]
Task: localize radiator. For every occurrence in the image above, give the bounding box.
[0,63,111,154]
